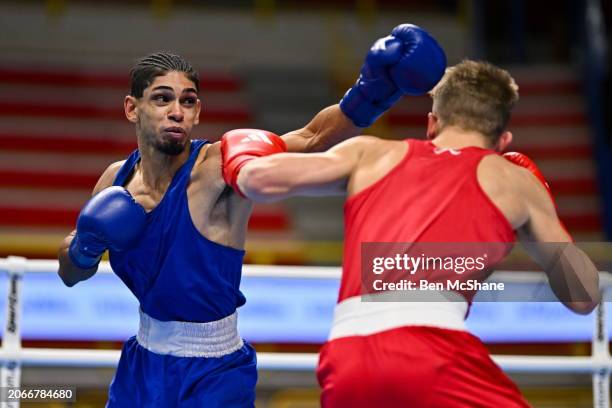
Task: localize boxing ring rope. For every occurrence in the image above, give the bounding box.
[0,257,610,407]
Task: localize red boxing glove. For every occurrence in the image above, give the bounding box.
[221,128,287,196]
[503,152,572,239]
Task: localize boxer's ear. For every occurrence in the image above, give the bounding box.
[426,112,439,140]
[124,95,138,124]
[495,131,513,152]
[194,99,201,125]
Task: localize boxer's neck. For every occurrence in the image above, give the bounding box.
[137,140,190,191]
[431,126,492,150]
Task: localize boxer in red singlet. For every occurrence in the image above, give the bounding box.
[232,60,601,407]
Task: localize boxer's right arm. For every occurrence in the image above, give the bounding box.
[507,156,601,314]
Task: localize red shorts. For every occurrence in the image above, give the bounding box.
[317,326,531,408]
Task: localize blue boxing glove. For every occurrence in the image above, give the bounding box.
[389,24,447,95]
[340,24,446,128]
[68,186,147,269]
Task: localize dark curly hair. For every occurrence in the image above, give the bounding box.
[130,52,199,98]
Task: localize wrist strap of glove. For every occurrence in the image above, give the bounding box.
[340,87,389,128]
[68,235,102,270]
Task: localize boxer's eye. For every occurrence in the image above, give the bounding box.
[152,94,171,104]
[181,97,196,106]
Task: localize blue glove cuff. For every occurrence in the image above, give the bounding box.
[340,87,387,128]
[68,235,102,270]
[340,86,402,128]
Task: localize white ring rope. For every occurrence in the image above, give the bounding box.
[0,258,610,284]
[0,258,609,407]
[0,348,605,373]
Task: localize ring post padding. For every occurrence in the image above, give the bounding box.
[1,257,25,408]
[593,298,610,408]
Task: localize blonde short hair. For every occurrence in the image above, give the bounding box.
[429,60,519,143]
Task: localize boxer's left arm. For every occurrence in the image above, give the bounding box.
[509,160,601,314]
[280,104,361,153]
[236,136,368,202]
[281,24,446,153]
[221,23,445,199]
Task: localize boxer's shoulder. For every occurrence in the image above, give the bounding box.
[347,137,409,196]
[477,155,517,193]
[336,135,397,155]
[191,141,225,188]
[477,154,531,228]
[352,137,408,167]
[189,141,246,213]
[186,140,252,248]
[368,137,406,153]
[478,154,536,194]
[195,140,221,164]
[92,160,127,195]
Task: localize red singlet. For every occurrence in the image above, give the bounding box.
[318,139,530,408]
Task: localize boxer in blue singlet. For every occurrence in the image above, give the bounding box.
[57,26,446,407]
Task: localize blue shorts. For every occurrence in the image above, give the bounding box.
[106,336,257,407]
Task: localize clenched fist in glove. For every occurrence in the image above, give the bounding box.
[340,24,446,128]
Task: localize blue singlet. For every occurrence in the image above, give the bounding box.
[105,140,256,407]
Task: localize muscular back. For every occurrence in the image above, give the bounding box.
[348,137,543,234]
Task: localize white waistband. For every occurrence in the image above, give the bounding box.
[136,309,244,358]
[328,292,468,341]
